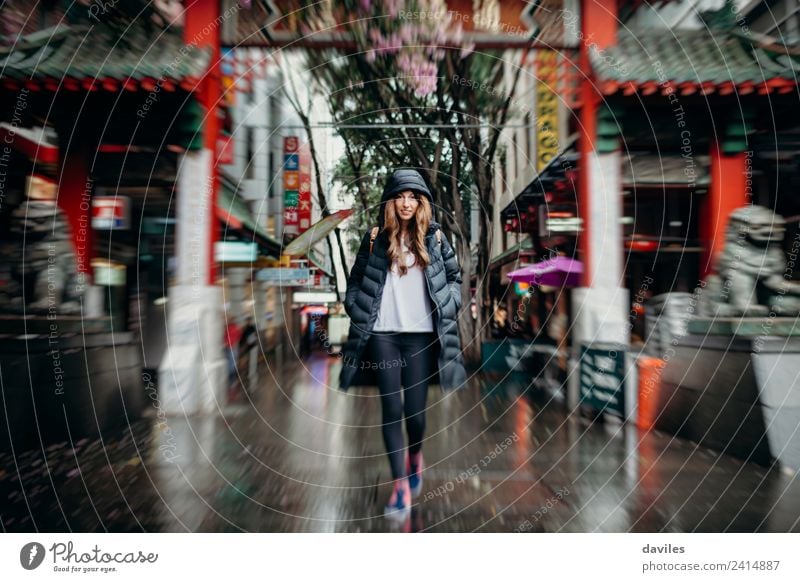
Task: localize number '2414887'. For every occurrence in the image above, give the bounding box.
[730,560,780,571]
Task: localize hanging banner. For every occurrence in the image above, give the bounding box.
[297,142,312,233]
[283,136,313,236]
[283,136,300,235]
[535,49,559,172]
[221,49,237,107]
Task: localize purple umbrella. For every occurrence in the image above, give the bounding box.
[507,256,584,288]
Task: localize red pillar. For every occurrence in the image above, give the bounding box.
[183,0,222,285]
[577,77,596,287]
[578,0,618,286]
[701,143,748,278]
[58,148,93,283]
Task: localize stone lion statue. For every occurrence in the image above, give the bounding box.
[0,177,84,315]
[698,205,800,317]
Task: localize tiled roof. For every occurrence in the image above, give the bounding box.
[0,22,211,91]
[591,29,798,95]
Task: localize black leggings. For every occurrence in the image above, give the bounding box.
[369,332,435,479]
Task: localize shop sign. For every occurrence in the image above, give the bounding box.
[256,268,311,286]
[215,241,258,263]
[221,49,237,106]
[92,261,126,287]
[217,134,234,164]
[283,138,313,235]
[283,136,298,152]
[284,210,299,235]
[283,171,299,190]
[292,291,338,304]
[297,143,312,233]
[92,196,130,230]
[284,154,299,171]
[579,344,626,418]
[535,49,559,172]
[538,205,582,237]
[284,190,299,207]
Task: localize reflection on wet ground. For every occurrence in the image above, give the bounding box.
[1,354,799,532]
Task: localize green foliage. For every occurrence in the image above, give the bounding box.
[296,2,526,357]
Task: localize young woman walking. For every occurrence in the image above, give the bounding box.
[340,169,467,519]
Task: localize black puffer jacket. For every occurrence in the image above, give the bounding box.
[339,169,467,391]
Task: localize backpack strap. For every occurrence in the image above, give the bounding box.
[369,226,379,254]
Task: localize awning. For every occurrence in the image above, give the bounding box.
[306,247,335,278]
[504,147,711,222]
[283,209,353,256]
[501,135,578,221]
[488,238,536,272]
[0,124,59,164]
[218,181,282,258]
[215,206,243,230]
[217,179,338,273]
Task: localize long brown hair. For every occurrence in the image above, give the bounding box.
[382,194,432,276]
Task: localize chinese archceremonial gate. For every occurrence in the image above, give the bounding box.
[223,0,568,49]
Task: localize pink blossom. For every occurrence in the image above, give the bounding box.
[354,0,469,96]
[395,50,439,96]
[386,0,403,18]
[369,28,383,44]
[399,25,413,43]
[451,22,463,45]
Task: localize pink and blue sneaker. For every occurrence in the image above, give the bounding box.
[406,452,423,498]
[384,479,411,519]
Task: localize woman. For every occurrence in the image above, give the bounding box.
[340,169,467,518]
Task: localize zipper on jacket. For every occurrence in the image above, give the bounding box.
[424,241,443,335]
[424,267,440,313]
[424,268,442,342]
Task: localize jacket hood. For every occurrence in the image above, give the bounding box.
[378,169,434,227]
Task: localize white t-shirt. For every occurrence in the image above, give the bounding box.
[373,239,434,332]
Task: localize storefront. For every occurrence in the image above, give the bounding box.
[0,7,239,433]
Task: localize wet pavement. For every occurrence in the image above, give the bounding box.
[1,353,799,532]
